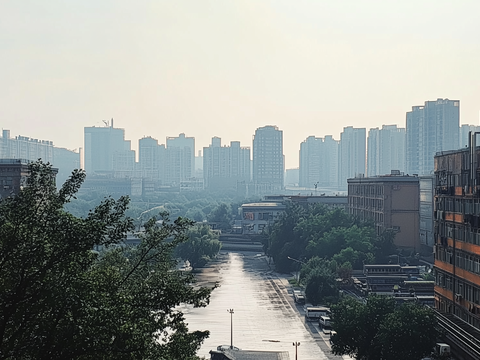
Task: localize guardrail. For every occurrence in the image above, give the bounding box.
[434,309,480,359]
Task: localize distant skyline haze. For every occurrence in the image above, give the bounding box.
[1,0,480,168]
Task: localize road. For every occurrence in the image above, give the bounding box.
[181,252,352,360]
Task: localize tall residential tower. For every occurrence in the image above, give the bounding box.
[299,135,338,188]
[253,125,284,192]
[338,126,366,190]
[406,99,459,175]
[367,125,405,176]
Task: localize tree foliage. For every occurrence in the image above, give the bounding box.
[331,296,439,360]
[206,203,232,231]
[175,223,222,269]
[0,161,213,360]
[267,204,393,273]
[300,257,338,305]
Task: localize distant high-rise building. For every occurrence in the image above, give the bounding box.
[195,150,203,178]
[406,99,459,175]
[299,135,338,188]
[166,133,195,176]
[252,125,284,192]
[84,121,135,175]
[203,137,250,190]
[53,147,80,187]
[285,168,299,187]
[460,124,480,148]
[338,127,366,190]
[138,137,160,180]
[0,130,53,163]
[158,133,195,186]
[367,125,405,176]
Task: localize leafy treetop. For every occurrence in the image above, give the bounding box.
[0,161,213,360]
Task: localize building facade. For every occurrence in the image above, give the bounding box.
[406,99,460,176]
[419,175,435,254]
[166,133,195,177]
[53,147,80,187]
[84,121,135,175]
[347,173,420,249]
[299,135,338,188]
[252,126,284,192]
[434,142,480,330]
[0,159,58,199]
[460,124,480,149]
[339,127,366,190]
[203,137,250,190]
[0,130,54,164]
[367,125,405,177]
[240,202,287,235]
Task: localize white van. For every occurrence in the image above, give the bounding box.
[319,316,332,334]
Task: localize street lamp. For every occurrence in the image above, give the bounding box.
[288,256,306,283]
[227,309,234,349]
[293,341,300,360]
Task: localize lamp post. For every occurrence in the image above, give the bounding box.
[288,256,306,283]
[293,341,300,360]
[227,309,234,349]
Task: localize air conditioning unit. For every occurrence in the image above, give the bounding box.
[436,343,450,355]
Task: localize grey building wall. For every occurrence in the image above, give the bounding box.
[419,175,434,255]
[406,99,459,175]
[253,125,284,191]
[299,135,338,188]
[84,125,131,174]
[368,125,405,176]
[203,137,250,190]
[339,126,366,190]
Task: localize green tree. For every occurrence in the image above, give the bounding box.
[266,203,308,272]
[373,229,397,264]
[267,205,382,273]
[175,223,222,269]
[331,296,439,360]
[207,203,231,231]
[0,161,213,360]
[377,302,439,360]
[300,257,338,305]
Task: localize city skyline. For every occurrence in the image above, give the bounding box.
[2,113,479,173]
[2,1,480,169]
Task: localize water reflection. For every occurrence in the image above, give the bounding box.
[182,252,329,360]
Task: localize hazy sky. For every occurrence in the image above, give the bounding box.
[1,0,480,168]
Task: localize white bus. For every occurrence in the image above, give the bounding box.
[304,306,330,321]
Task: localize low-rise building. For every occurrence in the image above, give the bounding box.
[0,159,57,199]
[240,202,286,235]
[348,172,420,250]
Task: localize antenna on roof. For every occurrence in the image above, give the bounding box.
[111,118,114,128]
[102,120,108,127]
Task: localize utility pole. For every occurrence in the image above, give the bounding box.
[293,341,300,360]
[227,309,234,349]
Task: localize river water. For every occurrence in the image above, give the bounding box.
[181,252,336,360]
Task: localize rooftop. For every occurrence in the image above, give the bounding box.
[241,202,286,208]
[348,175,419,184]
[211,349,290,360]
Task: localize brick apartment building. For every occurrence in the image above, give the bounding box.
[347,173,420,250]
[433,136,480,358]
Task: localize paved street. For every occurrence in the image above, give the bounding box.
[182,252,352,360]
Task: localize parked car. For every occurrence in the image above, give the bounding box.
[293,290,305,304]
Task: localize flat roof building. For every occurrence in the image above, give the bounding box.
[348,173,420,250]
